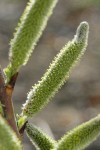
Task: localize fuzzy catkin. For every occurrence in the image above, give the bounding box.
[26,123,56,150]
[22,22,89,117]
[4,0,58,82]
[0,115,22,150]
[56,115,100,150]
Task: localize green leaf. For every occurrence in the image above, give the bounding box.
[0,115,22,150]
[4,0,58,82]
[17,114,27,130]
[22,21,89,117]
[26,123,56,150]
[56,115,100,150]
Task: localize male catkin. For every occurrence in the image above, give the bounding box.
[22,22,89,117]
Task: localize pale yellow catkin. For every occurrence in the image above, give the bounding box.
[0,115,22,150]
[56,115,100,150]
[22,22,89,117]
[4,0,58,82]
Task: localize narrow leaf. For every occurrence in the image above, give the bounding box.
[56,115,100,150]
[26,123,56,150]
[22,21,89,117]
[0,115,22,150]
[4,0,58,82]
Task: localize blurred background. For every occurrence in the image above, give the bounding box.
[0,0,100,149]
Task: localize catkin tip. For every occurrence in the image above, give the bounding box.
[75,21,89,43]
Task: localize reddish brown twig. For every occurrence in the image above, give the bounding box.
[0,67,20,138]
[0,67,7,117]
[19,120,28,138]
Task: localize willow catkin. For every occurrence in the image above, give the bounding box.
[22,22,89,117]
[56,115,100,150]
[26,123,56,150]
[0,115,22,150]
[4,0,58,82]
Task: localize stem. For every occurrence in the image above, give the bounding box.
[19,120,28,138]
[0,66,7,117]
[0,67,20,138]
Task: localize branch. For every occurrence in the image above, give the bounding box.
[0,67,19,138]
[0,66,7,117]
